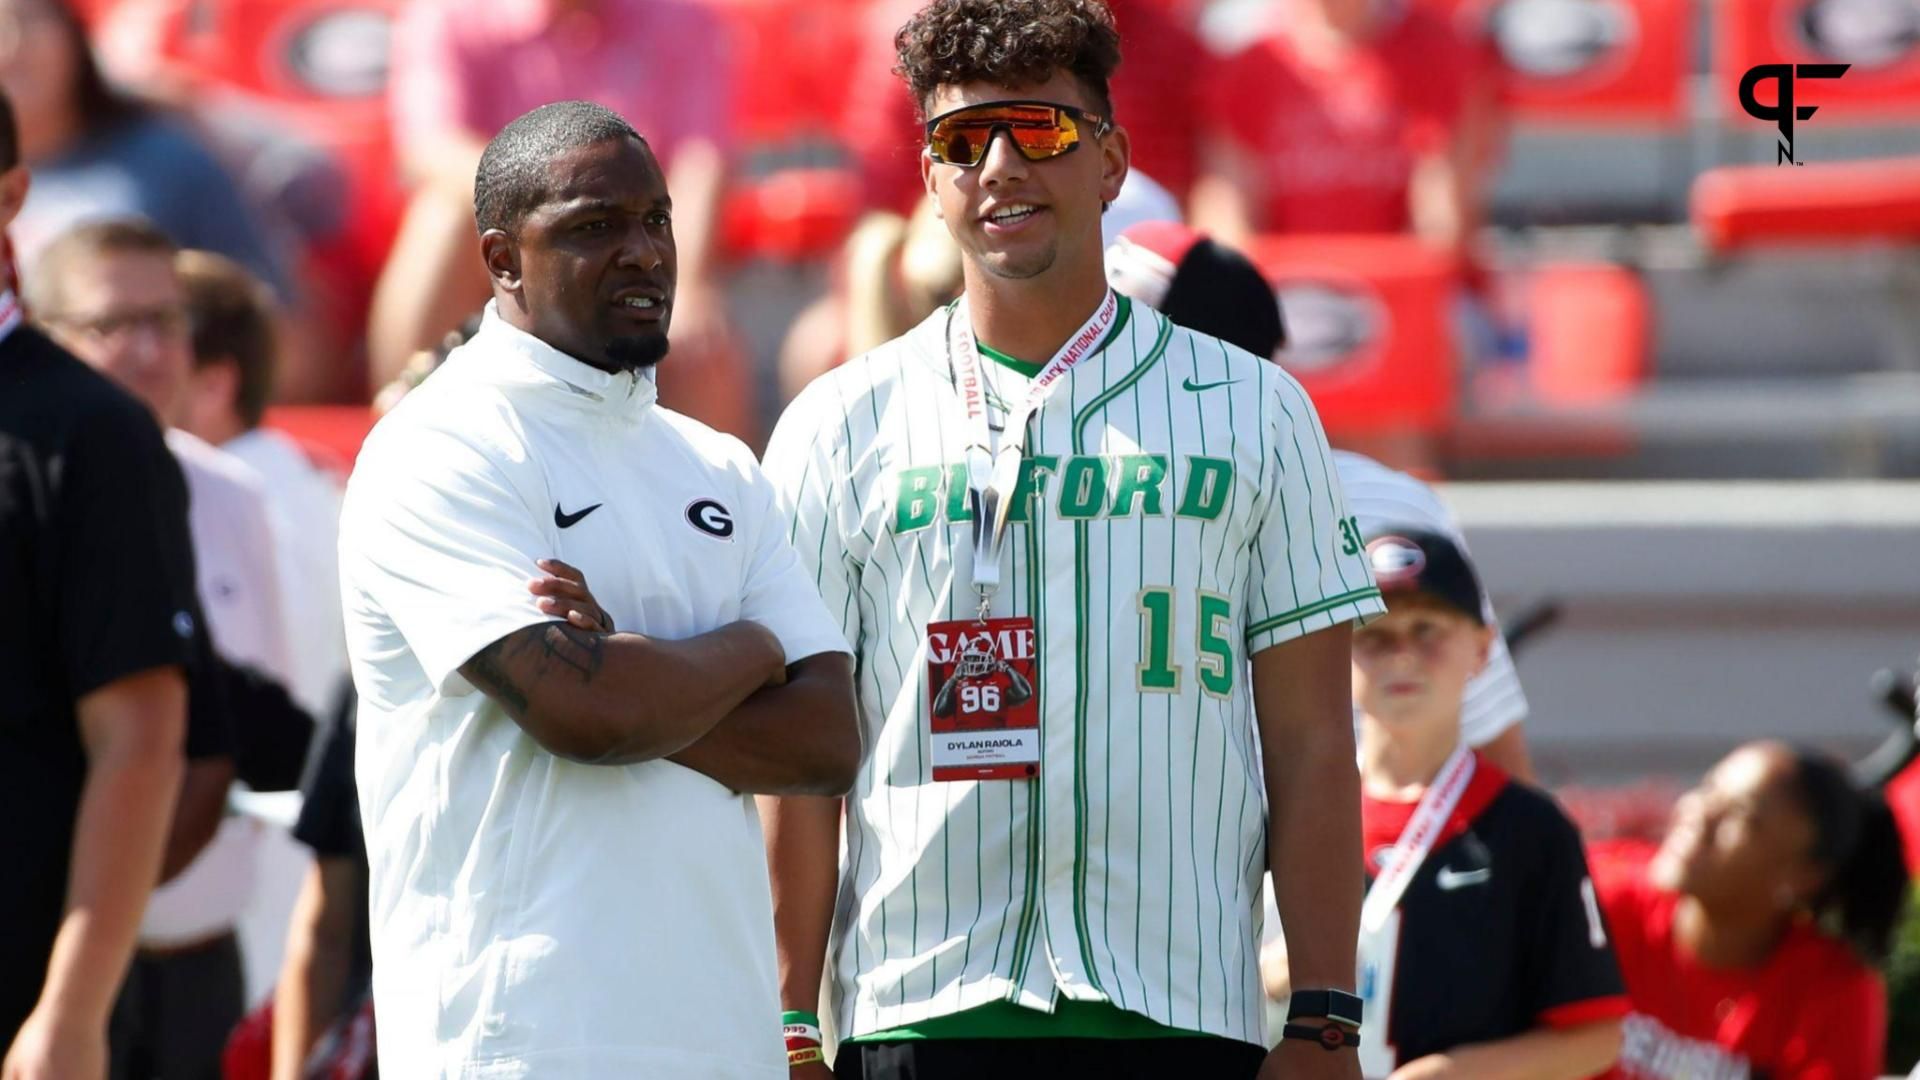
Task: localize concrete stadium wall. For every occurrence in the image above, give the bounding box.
[1444,482,1920,785]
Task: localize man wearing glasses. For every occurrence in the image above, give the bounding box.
[27,218,295,1078]
[760,2,1380,1077]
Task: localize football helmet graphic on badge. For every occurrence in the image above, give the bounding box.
[932,632,1035,718]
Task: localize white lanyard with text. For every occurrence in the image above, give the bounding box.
[1358,745,1475,934]
[947,289,1119,618]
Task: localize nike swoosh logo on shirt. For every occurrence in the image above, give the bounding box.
[554,502,603,529]
[1182,377,1240,392]
[1434,865,1492,891]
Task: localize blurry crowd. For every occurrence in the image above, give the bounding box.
[0,0,1510,437]
[1,0,1917,1078]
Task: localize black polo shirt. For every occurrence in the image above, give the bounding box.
[293,692,373,1006]
[0,326,205,1046]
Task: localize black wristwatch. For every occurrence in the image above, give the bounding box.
[1282,989,1363,1052]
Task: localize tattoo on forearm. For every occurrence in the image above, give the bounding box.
[462,622,606,714]
[463,637,530,713]
[511,622,606,683]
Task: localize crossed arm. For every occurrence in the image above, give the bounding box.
[458,613,858,795]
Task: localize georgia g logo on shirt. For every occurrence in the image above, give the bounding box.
[686,498,734,540]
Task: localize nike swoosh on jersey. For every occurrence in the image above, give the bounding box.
[1434,865,1492,890]
[554,502,603,529]
[1181,377,1241,392]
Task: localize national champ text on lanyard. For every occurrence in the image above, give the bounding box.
[924,290,1120,783]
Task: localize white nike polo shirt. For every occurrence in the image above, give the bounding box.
[339,305,849,1079]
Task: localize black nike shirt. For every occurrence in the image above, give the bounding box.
[1357,758,1630,1073]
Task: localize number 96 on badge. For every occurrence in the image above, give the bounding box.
[925,616,1042,781]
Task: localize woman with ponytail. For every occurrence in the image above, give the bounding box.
[1598,741,1911,1080]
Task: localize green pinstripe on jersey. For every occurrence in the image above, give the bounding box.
[761,299,1383,1046]
[1005,414,1048,1003]
[1070,316,1172,991]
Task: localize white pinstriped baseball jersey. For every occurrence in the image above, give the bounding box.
[1332,451,1530,747]
[763,294,1384,1046]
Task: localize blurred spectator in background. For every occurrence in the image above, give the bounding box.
[0,0,290,292]
[1192,0,1498,253]
[1336,449,1535,779]
[28,217,297,1080]
[1100,169,1182,247]
[1342,526,1625,1078]
[841,0,1208,213]
[370,308,479,415]
[776,199,960,401]
[1597,742,1910,1080]
[1103,220,1284,357]
[176,248,346,721]
[84,0,407,404]
[368,0,735,400]
[0,87,195,1080]
[270,693,372,1080]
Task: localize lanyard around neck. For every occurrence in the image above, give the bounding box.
[1359,745,1476,934]
[947,290,1120,618]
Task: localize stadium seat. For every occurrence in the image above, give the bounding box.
[1691,155,1920,251]
[1525,262,1651,403]
[1714,0,1920,123]
[1414,0,1700,225]
[1418,0,1694,124]
[1245,235,1462,440]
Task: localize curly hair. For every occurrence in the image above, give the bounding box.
[894,0,1122,121]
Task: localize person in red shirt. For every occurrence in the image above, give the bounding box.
[1191,0,1498,250]
[1890,757,1920,896]
[840,0,1208,213]
[1597,742,1910,1080]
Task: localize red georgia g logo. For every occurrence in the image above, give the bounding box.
[1364,535,1427,588]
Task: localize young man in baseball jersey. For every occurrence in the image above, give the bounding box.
[338,101,858,1078]
[760,2,1383,1076]
[1349,527,1626,1079]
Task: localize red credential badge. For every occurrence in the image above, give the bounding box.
[925,616,1041,781]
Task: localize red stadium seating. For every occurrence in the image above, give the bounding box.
[1246,235,1462,439]
[1691,156,1920,252]
[1525,262,1650,403]
[1418,0,1694,125]
[1715,0,1920,122]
